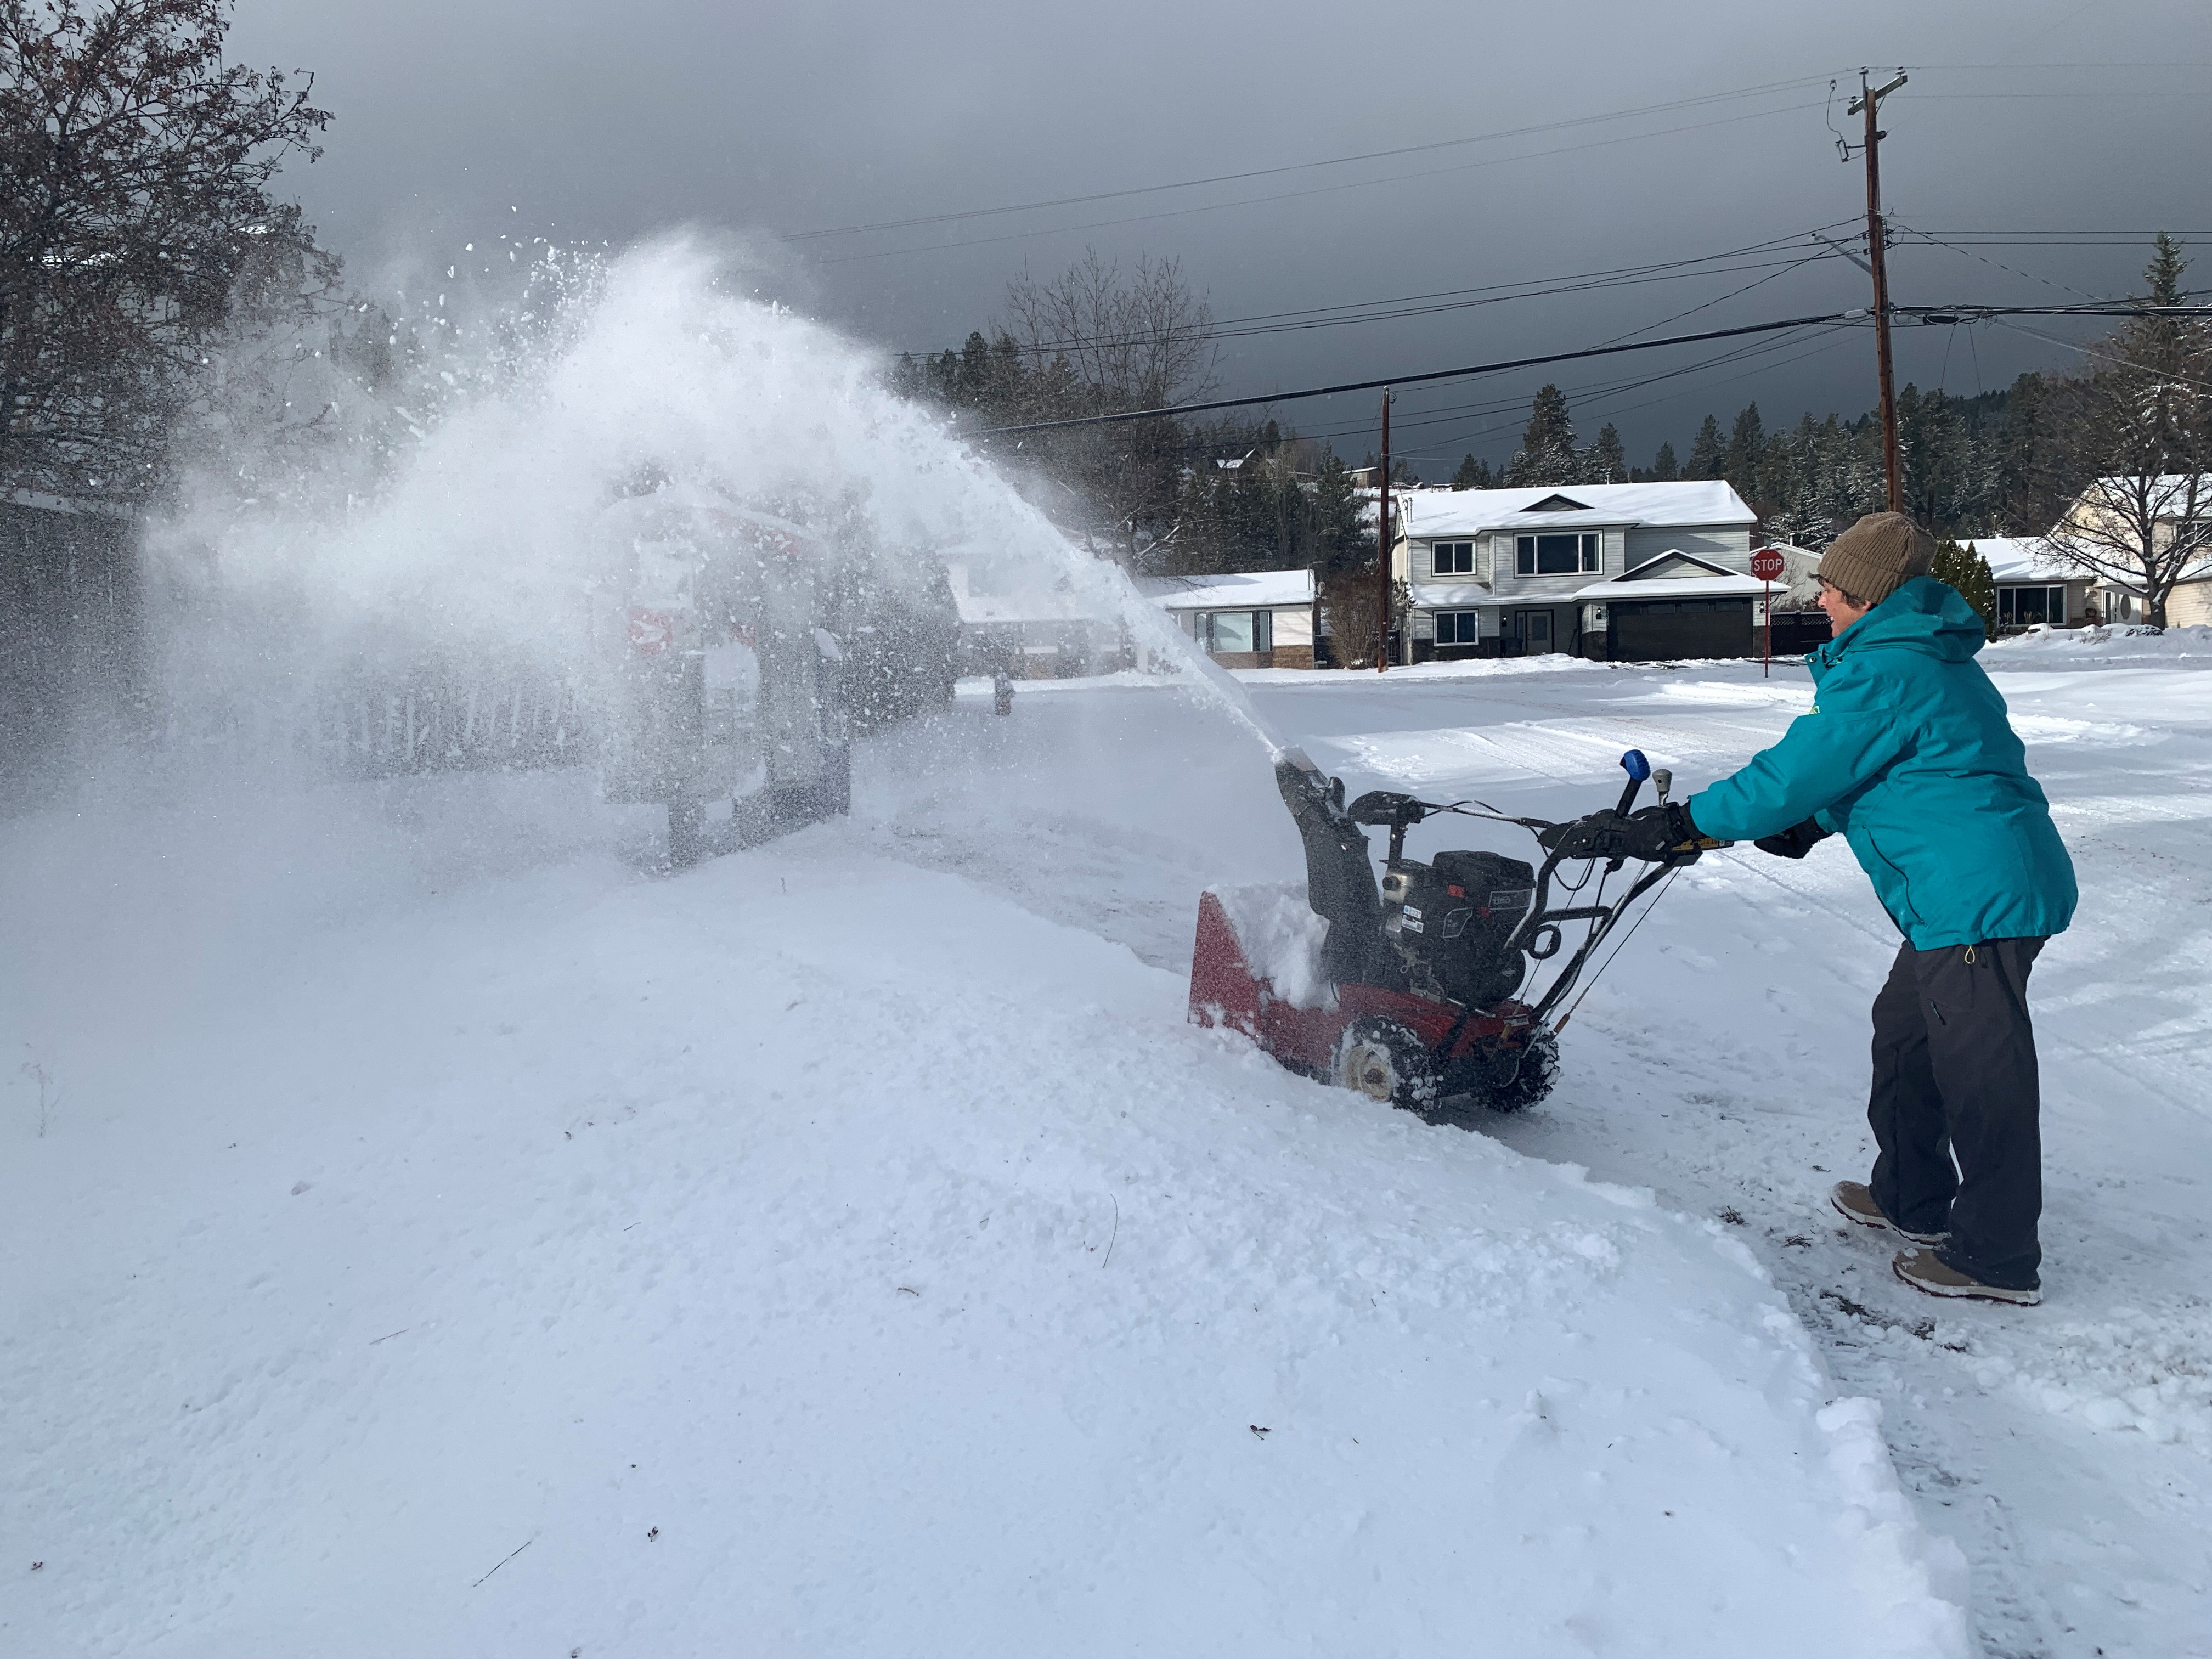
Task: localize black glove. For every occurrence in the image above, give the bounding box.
[1615,802,1708,863]
[1538,808,1620,859]
[1753,816,1832,860]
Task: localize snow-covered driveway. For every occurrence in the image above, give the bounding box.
[4,630,2204,1656]
[1241,636,2212,1658]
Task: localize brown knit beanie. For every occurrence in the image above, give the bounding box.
[1817,512,1936,608]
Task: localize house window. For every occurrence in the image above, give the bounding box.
[1515,532,1600,575]
[1434,611,1481,645]
[1997,585,2066,625]
[1432,540,1475,575]
[1203,610,1272,653]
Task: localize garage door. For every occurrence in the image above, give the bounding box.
[1610,599,1753,661]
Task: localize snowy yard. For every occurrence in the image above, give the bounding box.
[5,634,2209,1656]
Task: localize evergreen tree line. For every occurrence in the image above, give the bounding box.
[1441,374,2069,549]
[1449,238,2209,555]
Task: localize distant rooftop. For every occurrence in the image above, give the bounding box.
[1960,537,2063,583]
[1138,569,1314,611]
[1371,480,1756,535]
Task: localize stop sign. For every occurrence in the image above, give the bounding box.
[1749,547,1787,582]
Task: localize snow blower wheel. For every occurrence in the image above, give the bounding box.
[1335,1019,1440,1114]
[1474,1030,1559,1114]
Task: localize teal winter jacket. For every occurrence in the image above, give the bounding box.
[1687,577,2076,949]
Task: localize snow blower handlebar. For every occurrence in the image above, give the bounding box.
[1339,750,1726,1031]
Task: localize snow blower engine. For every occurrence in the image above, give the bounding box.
[1188,747,1725,1116]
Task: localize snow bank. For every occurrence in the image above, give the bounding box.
[1983,623,2212,665]
[1237,654,1615,686]
[0,742,1971,1657]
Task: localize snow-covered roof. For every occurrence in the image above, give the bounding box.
[1376,481,1756,537]
[1139,569,1314,611]
[1957,537,2062,583]
[1574,572,1770,601]
[947,557,1110,626]
[1574,551,1765,601]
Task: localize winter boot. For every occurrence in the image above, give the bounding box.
[1829,1180,1946,1245]
[1893,1246,2041,1306]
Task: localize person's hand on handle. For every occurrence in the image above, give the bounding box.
[1614,802,1714,862]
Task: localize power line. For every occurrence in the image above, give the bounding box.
[981,313,1867,435]
[1889,222,2114,304]
[816,99,1835,267]
[976,304,2211,436]
[900,224,1860,359]
[1306,325,1863,455]
[783,76,1839,244]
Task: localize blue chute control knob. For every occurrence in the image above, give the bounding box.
[1615,748,1651,817]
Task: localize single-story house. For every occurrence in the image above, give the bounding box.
[1141,569,1317,669]
[945,554,1128,679]
[2037,475,2212,627]
[1374,480,1762,662]
[1959,537,2097,630]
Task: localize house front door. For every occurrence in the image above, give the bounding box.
[1519,610,1554,655]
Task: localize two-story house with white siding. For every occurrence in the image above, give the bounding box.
[1379,481,1761,661]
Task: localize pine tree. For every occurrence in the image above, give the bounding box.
[1649,441,1678,481]
[1993,371,2066,533]
[951,331,995,408]
[1725,403,1765,499]
[1311,450,1374,577]
[1934,539,1998,639]
[1505,384,1577,485]
[1686,415,1726,479]
[1164,466,1224,576]
[1450,453,1493,490]
[1312,449,1385,665]
[1587,423,1627,484]
[1897,385,1990,534]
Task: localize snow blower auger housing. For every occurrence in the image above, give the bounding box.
[1189,747,1723,1116]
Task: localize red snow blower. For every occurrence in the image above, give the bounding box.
[1189,747,1723,1116]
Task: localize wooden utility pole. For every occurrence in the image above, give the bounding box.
[1376,390,1394,671]
[1848,70,1908,513]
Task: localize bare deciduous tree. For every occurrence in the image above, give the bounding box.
[2041,235,2212,627]
[999,250,1218,567]
[1,0,335,503]
[1002,249,1217,414]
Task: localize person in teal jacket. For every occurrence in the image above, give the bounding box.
[1585,513,2074,1304]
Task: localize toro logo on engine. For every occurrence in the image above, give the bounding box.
[627,608,675,654]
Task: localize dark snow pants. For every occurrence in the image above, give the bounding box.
[1867,936,2047,1290]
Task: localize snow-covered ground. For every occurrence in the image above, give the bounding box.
[5,633,2206,1655]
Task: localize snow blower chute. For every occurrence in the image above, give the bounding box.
[1189,747,1724,1115]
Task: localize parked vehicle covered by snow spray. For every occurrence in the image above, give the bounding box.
[594,481,852,865]
[1192,747,1723,1114]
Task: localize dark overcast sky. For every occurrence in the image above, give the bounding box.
[233,0,2212,473]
